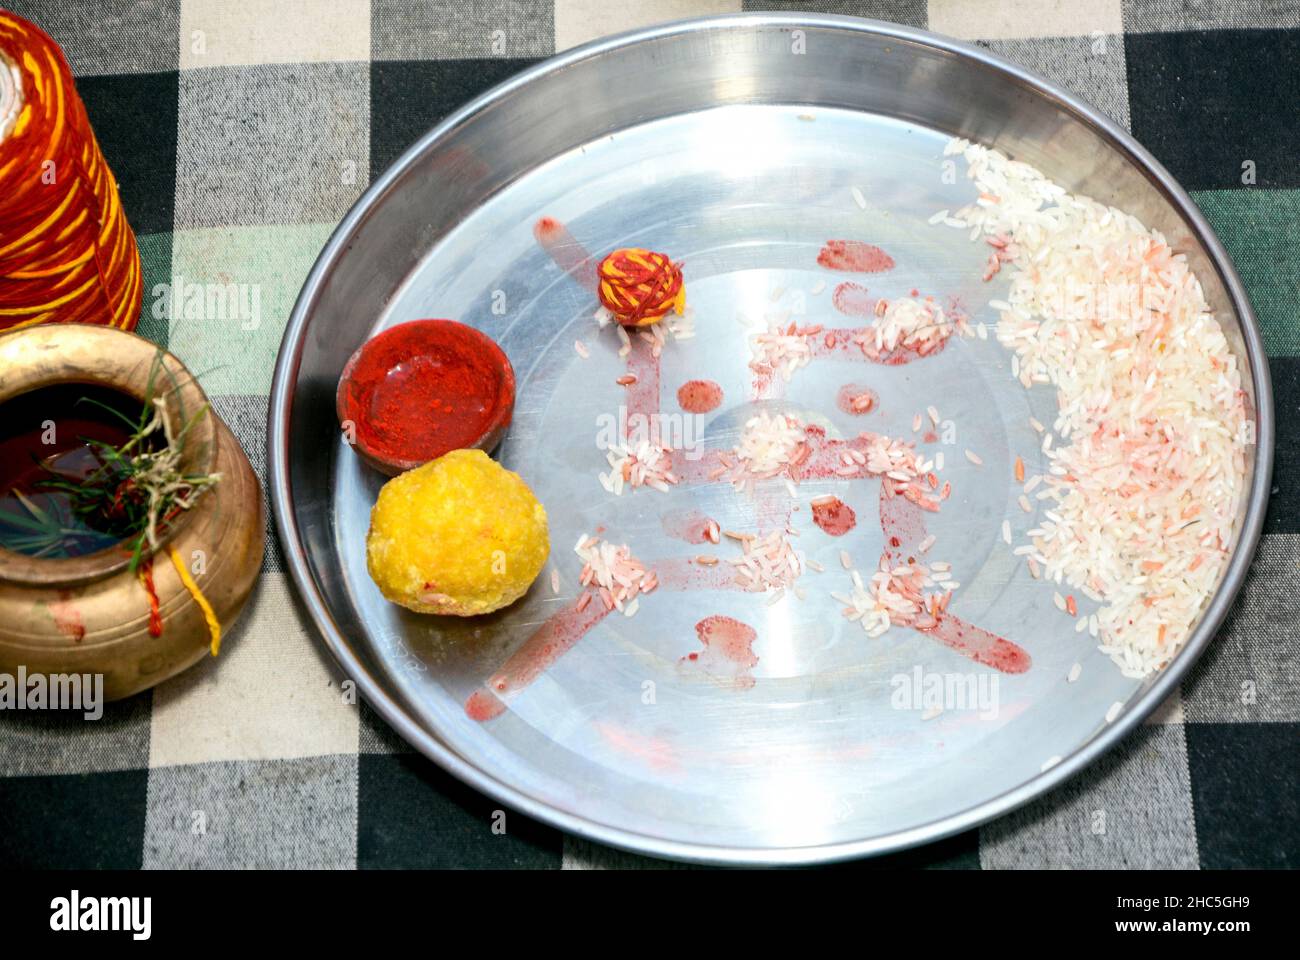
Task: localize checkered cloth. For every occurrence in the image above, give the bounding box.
[1,0,1295,871]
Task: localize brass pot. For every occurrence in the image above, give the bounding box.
[0,324,263,700]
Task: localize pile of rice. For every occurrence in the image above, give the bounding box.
[725,410,809,492]
[727,529,804,595]
[574,534,657,617]
[943,138,1249,677]
[595,304,696,357]
[835,557,957,638]
[858,434,945,512]
[821,430,948,518]
[853,295,955,359]
[598,439,678,495]
[749,321,821,382]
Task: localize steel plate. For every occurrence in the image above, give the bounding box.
[269,14,1272,864]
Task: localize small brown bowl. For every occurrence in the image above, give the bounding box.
[336,319,515,476]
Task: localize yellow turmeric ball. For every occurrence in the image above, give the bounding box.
[366,449,549,616]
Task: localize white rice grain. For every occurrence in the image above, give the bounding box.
[941,137,1248,677]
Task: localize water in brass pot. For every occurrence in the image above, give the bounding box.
[0,383,156,559]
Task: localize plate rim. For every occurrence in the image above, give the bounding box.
[268,11,1274,866]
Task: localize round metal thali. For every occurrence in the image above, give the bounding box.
[268,14,1272,864]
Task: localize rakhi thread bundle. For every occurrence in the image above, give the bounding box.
[597,247,685,326]
[0,11,141,332]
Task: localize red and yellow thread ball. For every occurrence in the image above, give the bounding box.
[596,247,685,327]
[0,11,142,333]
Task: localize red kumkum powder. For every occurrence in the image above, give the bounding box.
[811,496,857,536]
[337,319,515,474]
[817,240,896,274]
[676,379,723,413]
